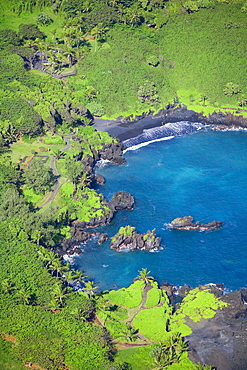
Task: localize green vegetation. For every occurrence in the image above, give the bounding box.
[0,221,113,369]
[106,280,144,308]
[176,287,228,322]
[42,135,65,144]
[133,306,171,341]
[0,1,239,368]
[145,286,164,307]
[97,275,223,369]
[115,346,154,370]
[0,0,246,121]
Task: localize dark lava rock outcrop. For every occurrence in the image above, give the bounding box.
[170,216,222,231]
[186,289,247,370]
[110,226,161,251]
[108,190,135,211]
[98,142,126,164]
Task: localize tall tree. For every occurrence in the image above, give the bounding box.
[23,158,56,194]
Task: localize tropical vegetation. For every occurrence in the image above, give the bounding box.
[0,0,240,368]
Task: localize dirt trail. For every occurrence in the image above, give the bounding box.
[38,136,71,208]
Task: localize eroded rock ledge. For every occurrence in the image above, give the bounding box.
[59,191,134,255]
[110,226,161,251]
[170,216,222,231]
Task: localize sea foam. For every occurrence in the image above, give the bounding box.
[123,121,205,150]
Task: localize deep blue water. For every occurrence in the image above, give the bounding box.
[73,128,247,292]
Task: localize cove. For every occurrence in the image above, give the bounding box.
[73,127,247,292]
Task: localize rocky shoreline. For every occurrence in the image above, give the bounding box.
[59,107,247,370]
[58,107,247,256]
[161,283,247,370]
[93,106,247,142]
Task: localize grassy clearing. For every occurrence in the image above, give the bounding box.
[162,5,247,109]
[107,281,144,309]
[115,346,154,370]
[10,137,64,164]
[145,287,163,308]
[0,5,65,42]
[132,306,171,341]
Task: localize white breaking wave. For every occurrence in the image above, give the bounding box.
[95,158,111,169]
[123,136,174,153]
[123,121,205,150]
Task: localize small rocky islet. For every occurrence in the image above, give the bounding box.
[170,216,223,231]
[110,226,161,252]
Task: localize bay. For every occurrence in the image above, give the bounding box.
[73,129,247,292]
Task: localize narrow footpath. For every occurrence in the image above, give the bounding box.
[38,136,71,208]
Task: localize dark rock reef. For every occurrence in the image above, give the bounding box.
[110,226,161,251]
[170,216,222,231]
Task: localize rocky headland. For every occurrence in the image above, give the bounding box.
[59,190,135,255]
[185,287,247,370]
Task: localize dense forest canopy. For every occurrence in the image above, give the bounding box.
[0,0,246,368]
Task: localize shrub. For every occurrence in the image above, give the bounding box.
[86,101,105,117]
[177,288,227,322]
[36,12,53,25]
[42,136,65,145]
[146,55,160,67]
[223,82,241,96]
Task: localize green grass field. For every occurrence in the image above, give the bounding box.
[0,3,65,42]
[67,3,247,118]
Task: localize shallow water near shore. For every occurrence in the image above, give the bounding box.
[73,129,247,292]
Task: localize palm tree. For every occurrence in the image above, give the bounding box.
[200,93,208,105]
[90,23,109,52]
[63,269,87,284]
[52,149,65,159]
[31,230,43,245]
[84,280,99,298]
[70,306,88,321]
[1,279,15,294]
[38,249,56,266]
[151,333,187,368]
[51,283,69,307]
[108,0,119,7]
[124,4,142,27]
[63,46,75,67]
[50,258,70,278]
[95,296,112,325]
[16,288,31,305]
[135,268,155,288]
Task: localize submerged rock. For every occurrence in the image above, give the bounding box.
[95,173,105,184]
[170,216,222,231]
[110,226,161,251]
[97,233,108,244]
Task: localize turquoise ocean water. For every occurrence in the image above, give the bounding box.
[73,128,247,292]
